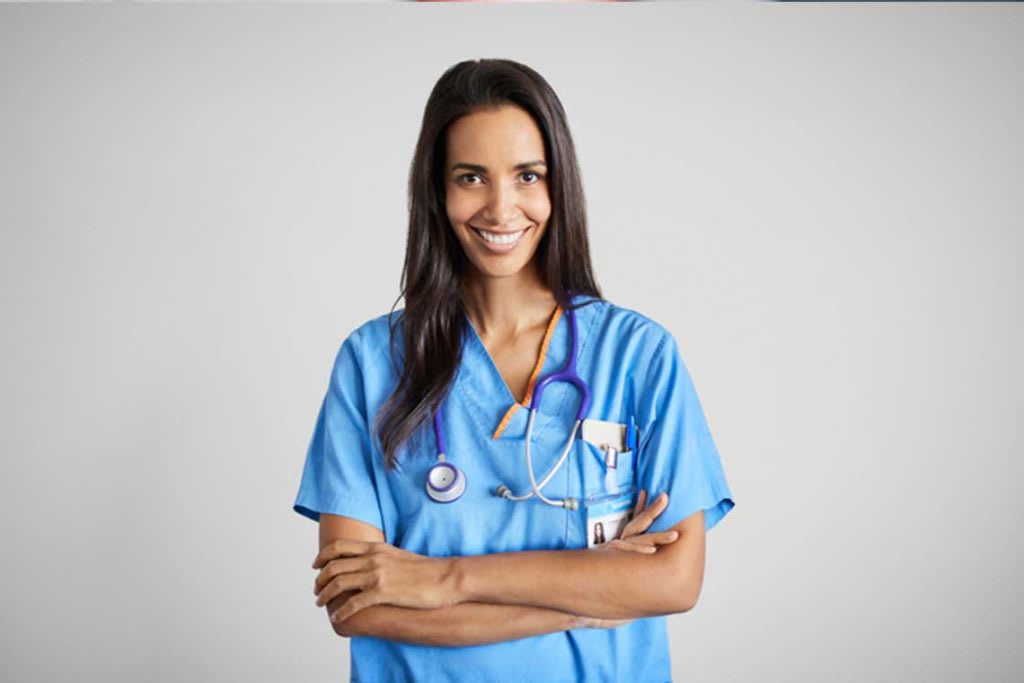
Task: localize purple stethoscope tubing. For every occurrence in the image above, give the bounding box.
[427,305,589,509]
[433,408,447,456]
[529,304,591,419]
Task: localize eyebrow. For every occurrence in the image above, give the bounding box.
[449,160,547,174]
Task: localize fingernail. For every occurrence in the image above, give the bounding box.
[669,531,679,539]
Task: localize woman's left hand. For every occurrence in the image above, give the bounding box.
[312,540,458,623]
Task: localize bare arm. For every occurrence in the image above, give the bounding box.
[318,514,584,646]
[315,492,681,643]
[450,508,706,620]
[317,491,695,627]
[330,597,583,647]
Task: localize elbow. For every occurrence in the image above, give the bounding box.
[332,612,373,638]
[674,589,699,614]
[332,616,354,638]
[643,570,701,615]
[328,608,354,638]
[675,579,702,614]
[331,609,378,638]
[326,594,371,638]
[665,575,702,615]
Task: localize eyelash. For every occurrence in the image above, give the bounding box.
[456,171,545,185]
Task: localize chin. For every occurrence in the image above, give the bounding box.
[471,259,533,279]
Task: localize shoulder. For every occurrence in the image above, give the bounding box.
[582,296,676,357]
[347,309,403,349]
[331,309,405,376]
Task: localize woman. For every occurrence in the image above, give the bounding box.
[294,58,734,681]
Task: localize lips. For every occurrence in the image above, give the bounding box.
[470,225,531,251]
[471,226,530,237]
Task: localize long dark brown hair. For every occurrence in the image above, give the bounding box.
[373,58,602,469]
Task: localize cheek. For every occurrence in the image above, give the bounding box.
[525,194,552,226]
[445,189,476,225]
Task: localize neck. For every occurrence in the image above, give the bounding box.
[460,262,558,339]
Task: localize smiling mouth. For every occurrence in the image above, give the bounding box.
[471,225,531,247]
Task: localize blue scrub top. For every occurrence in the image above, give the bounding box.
[294,294,735,683]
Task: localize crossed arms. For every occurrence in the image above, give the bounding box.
[311,491,706,647]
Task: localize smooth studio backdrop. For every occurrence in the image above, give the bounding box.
[2,3,1022,681]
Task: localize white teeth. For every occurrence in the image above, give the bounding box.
[477,228,525,245]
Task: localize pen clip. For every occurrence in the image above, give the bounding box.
[603,445,619,495]
[626,415,637,452]
[604,444,618,470]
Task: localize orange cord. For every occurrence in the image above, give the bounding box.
[491,305,564,439]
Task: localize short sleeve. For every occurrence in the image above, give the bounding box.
[292,331,384,532]
[636,332,734,534]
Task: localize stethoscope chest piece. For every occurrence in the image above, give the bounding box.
[426,459,466,503]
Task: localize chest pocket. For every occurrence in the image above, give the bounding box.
[571,437,637,549]
[576,437,636,501]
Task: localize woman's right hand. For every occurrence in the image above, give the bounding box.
[583,490,676,630]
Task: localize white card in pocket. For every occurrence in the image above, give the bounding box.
[580,417,626,452]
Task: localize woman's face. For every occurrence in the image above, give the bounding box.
[444,105,551,281]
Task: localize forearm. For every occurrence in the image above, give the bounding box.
[329,592,583,647]
[452,546,686,620]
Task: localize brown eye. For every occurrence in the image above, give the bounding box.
[521,171,544,184]
[457,173,481,185]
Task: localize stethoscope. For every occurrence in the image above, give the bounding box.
[426,305,590,510]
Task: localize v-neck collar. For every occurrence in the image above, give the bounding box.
[465,301,563,424]
[455,293,604,444]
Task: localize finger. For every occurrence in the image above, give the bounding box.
[330,589,380,623]
[606,620,634,629]
[632,489,648,519]
[626,530,680,547]
[316,572,376,607]
[615,540,656,554]
[622,493,651,537]
[607,539,656,554]
[621,505,655,538]
[315,571,376,607]
[315,557,374,595]
[621,493,670,538]
[637,492,669,525]
[312,540,375,569]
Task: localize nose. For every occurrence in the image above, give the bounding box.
[481,179,519,226]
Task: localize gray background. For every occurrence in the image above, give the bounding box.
[2,3,1022,682]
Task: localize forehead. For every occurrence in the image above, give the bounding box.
[446,105,546,165]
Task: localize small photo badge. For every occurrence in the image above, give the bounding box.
[585,490,636,548]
